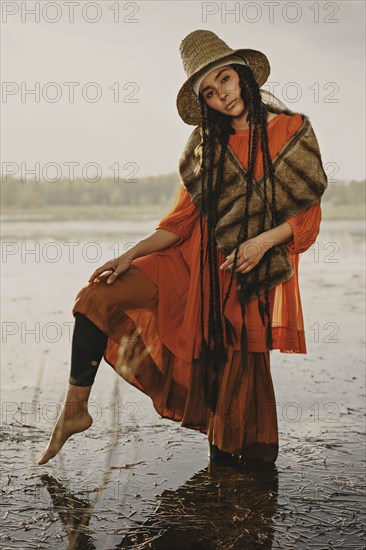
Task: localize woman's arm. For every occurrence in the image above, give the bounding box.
[258,202,322,255]
[220,220,294,273]
[257,221,293,251]
[89,185,199,283]
[127,228,181,261]
[88,228,180,283]
[128,184,200,260]
[220,202,322,273]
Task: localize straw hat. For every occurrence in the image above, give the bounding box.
[176,29,271,125]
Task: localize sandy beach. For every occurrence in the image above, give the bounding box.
[1,217,365,549]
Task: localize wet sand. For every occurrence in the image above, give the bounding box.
[1,218,365,549]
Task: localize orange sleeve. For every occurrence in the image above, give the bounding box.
[285,200,322,255]
[155,183,200,245]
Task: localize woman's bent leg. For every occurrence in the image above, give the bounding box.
[37,314,108,465]
[38,266,158,466]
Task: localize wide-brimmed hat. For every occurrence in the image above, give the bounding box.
[176,29,271,126]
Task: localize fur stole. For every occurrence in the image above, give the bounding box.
[178,106,328,304]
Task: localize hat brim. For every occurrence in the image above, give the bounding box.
[176,48,270,126]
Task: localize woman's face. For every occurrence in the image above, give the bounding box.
[199,65,246,116]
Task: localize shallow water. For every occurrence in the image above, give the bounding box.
[1,218,365,549]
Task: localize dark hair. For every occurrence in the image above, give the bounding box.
[197,63,276,413]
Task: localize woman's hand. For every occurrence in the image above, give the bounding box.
[88,252,134,284]
[219,235,271,274]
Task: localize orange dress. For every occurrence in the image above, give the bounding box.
[131,113,322,358]
[72,112,322,462]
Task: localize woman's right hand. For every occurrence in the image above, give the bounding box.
[88,252,133,284]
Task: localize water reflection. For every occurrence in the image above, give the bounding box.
[41,461,279,550]
[41,473,96,550]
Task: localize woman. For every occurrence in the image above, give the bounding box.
[37,30,327,466]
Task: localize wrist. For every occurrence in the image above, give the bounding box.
[257,221,294,250]
[123,244,139,262]
[257,231,274,252]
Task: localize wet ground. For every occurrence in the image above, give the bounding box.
[1,218,365,549]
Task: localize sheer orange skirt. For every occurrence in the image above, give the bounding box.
[72,265,279,463]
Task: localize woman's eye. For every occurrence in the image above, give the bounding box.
[205,76,229,99]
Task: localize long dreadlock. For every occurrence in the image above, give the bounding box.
[197,63,277,414]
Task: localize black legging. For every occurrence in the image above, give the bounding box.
[69,312,108,387]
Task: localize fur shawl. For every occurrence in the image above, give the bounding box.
[178,106,329,304]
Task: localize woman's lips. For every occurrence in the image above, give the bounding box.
[226,99,237,110]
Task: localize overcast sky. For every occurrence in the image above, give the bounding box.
[2,0,365,183]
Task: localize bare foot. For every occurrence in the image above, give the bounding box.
[38,384,93,465]
[37,402,93,465]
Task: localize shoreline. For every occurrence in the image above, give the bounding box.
[1,204,365,222]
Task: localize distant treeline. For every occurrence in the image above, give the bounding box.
[0,173,181,208]
[0,174,364,209]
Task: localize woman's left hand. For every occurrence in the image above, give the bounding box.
[219,236,269,273]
